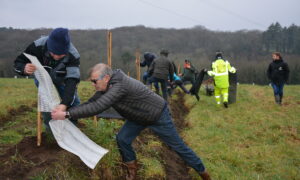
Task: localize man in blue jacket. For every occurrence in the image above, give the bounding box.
[14,28,81,132]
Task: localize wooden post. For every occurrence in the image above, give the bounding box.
[107,31,112,68]
[128,72,130,76]
[178,64,181,75]
[93,115,98,127]
[135,49,140,81]
[37,111,42,146]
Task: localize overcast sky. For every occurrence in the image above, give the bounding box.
[1,0,299,31]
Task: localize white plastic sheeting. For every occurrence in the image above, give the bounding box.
[24,53,108,169]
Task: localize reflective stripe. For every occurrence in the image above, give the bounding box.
[214,72,228,76]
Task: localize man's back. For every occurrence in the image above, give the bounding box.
[150,56,174,80]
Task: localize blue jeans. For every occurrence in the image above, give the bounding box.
[148,77,168,100]
[143,72,159,90]
[34,79,80,130]
[271,83,284,96]
[116,104,206,173]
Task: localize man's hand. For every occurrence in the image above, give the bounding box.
[55,104,67,111]
[24,63,36,75]
[51,109,66,120]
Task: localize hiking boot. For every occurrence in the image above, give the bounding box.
[223,102,228,108]
[198,170,211,180]
[125,160,137,180]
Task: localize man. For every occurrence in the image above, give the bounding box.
[207,51,236,108]
[14,28,81,131]
[138,52,159,93]
[267,52,289,105]
[148,49,174,101]
[181,59,197,85]
[51,63,211,180]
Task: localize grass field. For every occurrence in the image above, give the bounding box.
[0,78,299,179]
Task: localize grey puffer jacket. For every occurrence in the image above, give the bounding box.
[149,55,174,81]
[69,69,166,125]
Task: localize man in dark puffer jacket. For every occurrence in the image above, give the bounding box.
[51,63,211,180]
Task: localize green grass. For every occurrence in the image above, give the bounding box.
[183,84,300,180]
[1,78,299,179]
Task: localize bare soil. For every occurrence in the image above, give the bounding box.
[0,91,193,180]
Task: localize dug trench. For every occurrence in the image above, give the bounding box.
[0,91,193,179]
[160,91,193,180]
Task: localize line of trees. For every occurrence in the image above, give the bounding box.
[0,22,299,84]
[263,22,300,54]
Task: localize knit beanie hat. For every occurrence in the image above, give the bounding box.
[47,28,70,55]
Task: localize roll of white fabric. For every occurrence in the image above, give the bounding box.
[24,53,108,169]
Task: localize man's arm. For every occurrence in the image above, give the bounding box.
[68,82,127,119]
[59,54,81,107]
[14,43,40,75]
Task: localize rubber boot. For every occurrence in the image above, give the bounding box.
[279,94,283,105]
[198,170,211,180]
[125,160,137,180]
[275,95,281,105]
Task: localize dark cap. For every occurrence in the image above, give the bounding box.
[160,49,169,55]
[47,28,70,55]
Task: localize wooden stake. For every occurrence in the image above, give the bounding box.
[37,111,42,146]
[135,49,140,81]
[93,115,98,127]
[128,72,130,76]
[178,64,181,75]
[107,31,112,67]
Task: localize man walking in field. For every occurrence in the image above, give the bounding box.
[51,63,211,180]
[14,28,81,132]
[207,51,236,108]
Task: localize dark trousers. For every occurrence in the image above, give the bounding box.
[148,77,168,100]
[271,83,284,97]
[116,104,206,173]
[143,72,159,90]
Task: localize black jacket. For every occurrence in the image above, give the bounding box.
[14,36,81,106]
[148,55,174,81]
[267,59,289,85]
[69,70,166,125]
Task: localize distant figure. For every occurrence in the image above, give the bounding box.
[267,52,289,105]
[181,59,196,85]
[148,49,174,101]
[169,73,190,94]
[138,52,159,93]
[14,28,81,132]
[207,51,236,108]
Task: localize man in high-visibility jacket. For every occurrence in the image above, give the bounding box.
[207,52,236,108]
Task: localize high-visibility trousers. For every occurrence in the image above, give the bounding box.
[214,86,229,104]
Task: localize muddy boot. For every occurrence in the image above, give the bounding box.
[275,95,281,105]
[198,170,211,180]
[125,160,137,180]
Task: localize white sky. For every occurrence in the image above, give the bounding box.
[1,0,299,31]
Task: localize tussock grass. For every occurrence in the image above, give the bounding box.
[1,78,299,179]
[183,85,300,179]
